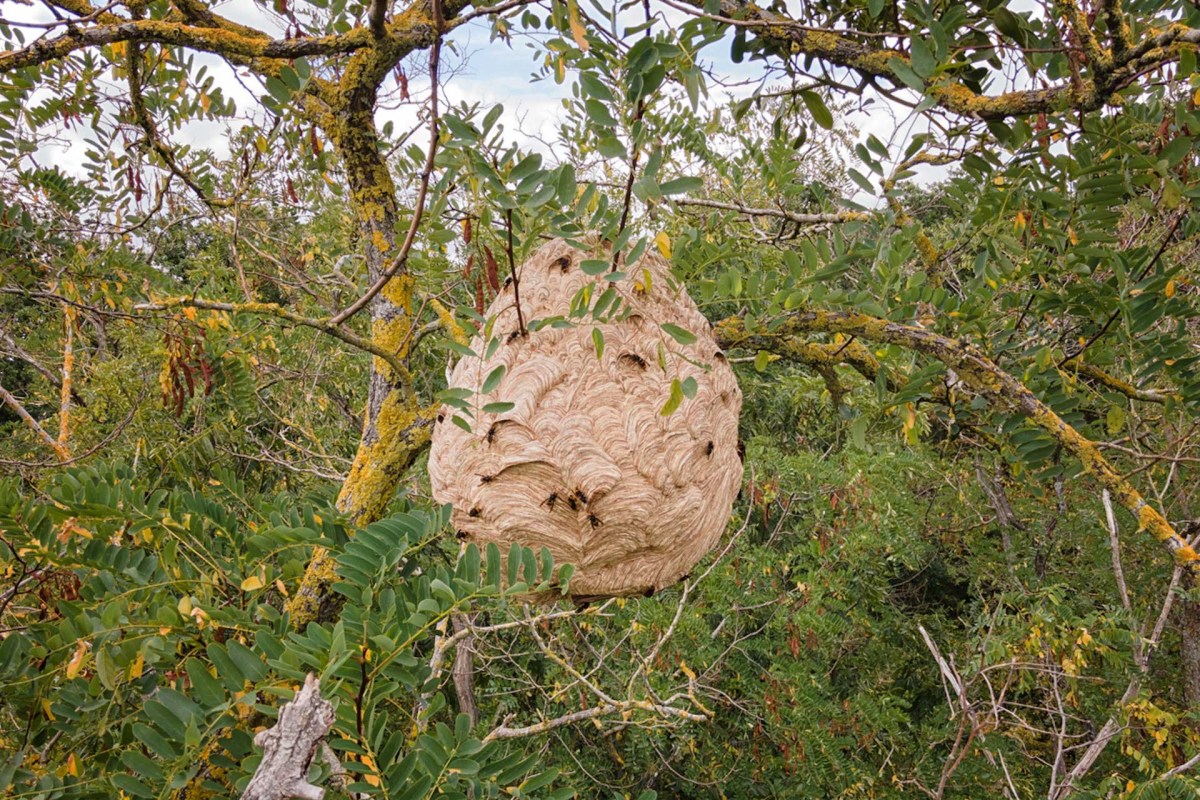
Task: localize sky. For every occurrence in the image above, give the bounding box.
[5,0,962,207]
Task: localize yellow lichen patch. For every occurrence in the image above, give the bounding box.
[430,297,468,345]
[915,231,940,273]
[284,546,342,628]
[380,272,414,312]
[718,308,1200,579]
[370,314,412,383]
[335,393,434,526]
[372,230,391,253]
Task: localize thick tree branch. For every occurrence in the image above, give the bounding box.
[674,0,1200,120]
[0,18,373,72]
[716,312,1199,572]
[330,2,443,326]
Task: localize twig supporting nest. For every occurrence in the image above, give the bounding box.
[242,674,335,800]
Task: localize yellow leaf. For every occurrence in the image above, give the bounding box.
[654,231,672,259]
[360,754,381,787]
[1165,279,1176,298]
[902,402,918,445]
[183,307,197,321]
[128,652,145,679]
[42,699,55,720]
[65,640,90,680]
[240,575,264,592]
[66,752,80,777]
[567,0,589,52]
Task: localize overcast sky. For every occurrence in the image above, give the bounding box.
[8,0,967,204]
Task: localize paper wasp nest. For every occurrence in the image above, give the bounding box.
[428,239,742,598]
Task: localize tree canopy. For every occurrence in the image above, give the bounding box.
[3,0,1200,797]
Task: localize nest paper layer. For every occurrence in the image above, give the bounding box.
[428,238,743,597]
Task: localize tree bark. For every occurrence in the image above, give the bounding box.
[286,84,434,628]
[242,674,335,800]
[1181,597,1200,709]
[451,614,479,725]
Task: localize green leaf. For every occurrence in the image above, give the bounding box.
[226,639,267,681]
[799,90,833,130]
[596,137,627,158]
[111,775,155,798]
[584,99,618,127]
[580,259,609,275]
[659,176,704,196]
[486,543,502,588]
[661,379,683,416]
[592,327,605,359]
[660,323,697,345]
[444,340,476,358]
[909,38,937,79]
[482,401,515,413]
[185,660,225,708]
[482,365,507,394]
[887,57,926,90]
[507,542,521,585]
[579,72,614,102]
[847,168,875,195]
[121,751,164,782]
[265,76,292,104]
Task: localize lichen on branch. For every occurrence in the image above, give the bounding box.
[716,311,1199,571]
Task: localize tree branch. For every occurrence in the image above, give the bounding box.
[716,312,1199,573]
[242,674,334,800]
[672,197,868,226]
[0,18,373,72]
[0,380,71,461]
[135,297,412,389]
[671,0,1200,120]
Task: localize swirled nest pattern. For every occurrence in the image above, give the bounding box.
[428,238,743,598]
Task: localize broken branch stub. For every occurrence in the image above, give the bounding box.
[242,673,335,800]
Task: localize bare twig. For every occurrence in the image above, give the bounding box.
[0,380,70,461]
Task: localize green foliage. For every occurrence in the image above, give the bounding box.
[0,466,568,798]
[4,0,1200,796]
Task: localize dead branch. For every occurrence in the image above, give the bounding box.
[242,674,335,800]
